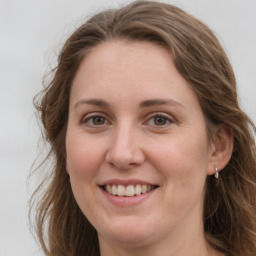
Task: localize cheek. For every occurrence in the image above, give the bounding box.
[148,132,210,175]
[147,131,209,202]
[66,133,105,180]
[65,134,106,218]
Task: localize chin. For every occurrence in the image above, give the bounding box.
[97,217,158,247]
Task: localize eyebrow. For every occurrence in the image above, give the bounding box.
[139,99,186,109]
[74,98,186,109]
[74,98,110,108]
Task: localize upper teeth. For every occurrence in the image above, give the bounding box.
[105,184,154,197]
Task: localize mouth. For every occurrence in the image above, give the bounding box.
[101,184,158,197]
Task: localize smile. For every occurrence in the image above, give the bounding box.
[103,184,158,197]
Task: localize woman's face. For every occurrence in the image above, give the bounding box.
[66,41,215,249]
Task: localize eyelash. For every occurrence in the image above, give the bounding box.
[81,112,175,129]
[81,113,110,128]
[145,113,174,128]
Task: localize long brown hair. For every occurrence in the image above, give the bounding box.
[30,1,256,255]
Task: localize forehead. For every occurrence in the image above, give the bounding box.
[70,40,201,112]
[75,40,173,78]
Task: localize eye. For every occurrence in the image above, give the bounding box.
[90,116,106,125]
[146,113,174,127]
[153,116,169,126]
[81,114,109,127]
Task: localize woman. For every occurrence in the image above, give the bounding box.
[31,1,256,255]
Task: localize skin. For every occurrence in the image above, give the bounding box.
[66,40,230,256]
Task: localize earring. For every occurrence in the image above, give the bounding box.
[214,167,219,179]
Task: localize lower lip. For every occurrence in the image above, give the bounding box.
[100,187,157,207]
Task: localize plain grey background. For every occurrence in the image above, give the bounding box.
[1,0,255,255]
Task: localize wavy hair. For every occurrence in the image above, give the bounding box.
[30,1,256,255]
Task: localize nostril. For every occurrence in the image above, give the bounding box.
[105,147,145,169]
[106,151,134,168]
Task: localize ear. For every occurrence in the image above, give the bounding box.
[207,124,234,175]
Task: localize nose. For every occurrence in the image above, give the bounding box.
[105,124,145,170]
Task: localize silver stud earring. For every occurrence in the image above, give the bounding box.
[214,167,219,179]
